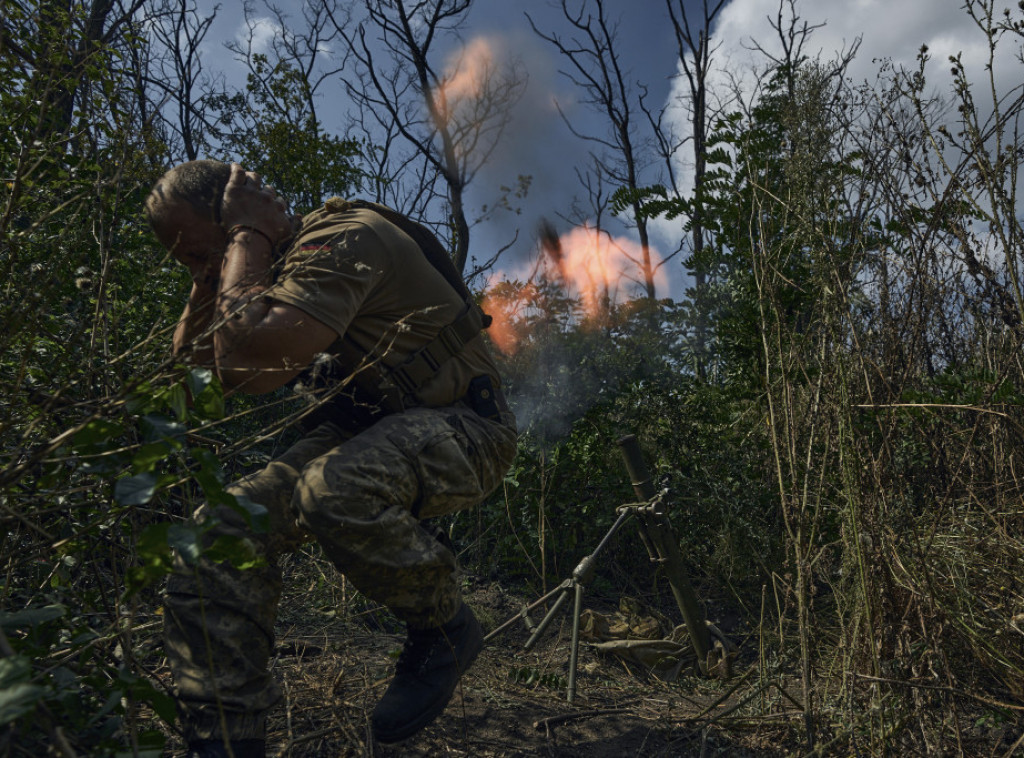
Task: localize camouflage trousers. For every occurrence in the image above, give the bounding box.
[163,403,517,743]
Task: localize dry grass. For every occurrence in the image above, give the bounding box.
[141,555,1022,757]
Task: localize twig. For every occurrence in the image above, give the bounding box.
[693,681,770,725]
[691,667,757,721]
[1001,729,1024,758]
[718,712,803,725]
[282,678,294,756]
[532,707,630,731]
[854,674,1024,712]
[51,725,78,758]
[279,726,342,748]
[770,680,806,712]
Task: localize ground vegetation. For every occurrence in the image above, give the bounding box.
[1,1,1023,755]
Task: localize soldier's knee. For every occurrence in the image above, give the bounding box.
[292,452,403,532]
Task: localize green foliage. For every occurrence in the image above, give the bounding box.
[593,14,1024,749]
[210,55,365,213]
[0,352,275,752]
[0,7,277,753]
[465,288,779,599]
[4,2,1024,755]
[0,604,172,755]
[610,183,679,220]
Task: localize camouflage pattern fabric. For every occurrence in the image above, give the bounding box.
[164,404,517,743]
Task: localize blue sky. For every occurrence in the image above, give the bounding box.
[192,1,695,296]
[193,0,1018,301]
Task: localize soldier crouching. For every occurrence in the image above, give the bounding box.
[146,160,517,757]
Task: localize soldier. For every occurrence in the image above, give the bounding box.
[145,160,517,757]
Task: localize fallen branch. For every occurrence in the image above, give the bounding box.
[533,708,630,731]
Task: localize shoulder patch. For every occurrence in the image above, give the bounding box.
[325,197,351,213]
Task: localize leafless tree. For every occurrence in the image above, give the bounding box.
[659,0,727,376]
[226,0,349,132]
[139,0,223,162]
[330,0,527,274]
[529,0,663,299]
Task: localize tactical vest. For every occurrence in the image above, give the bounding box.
[295,199,491,430]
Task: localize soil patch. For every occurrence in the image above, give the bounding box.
[158,574,797,756]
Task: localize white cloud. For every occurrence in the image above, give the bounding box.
[664,0,1022,199]
[240,16,282,56]
[648,0,1024,293]
[712,0,985,73]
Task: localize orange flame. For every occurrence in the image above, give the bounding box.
[481,280,537,356]
[433,37,496,123]
[482,225,666,355]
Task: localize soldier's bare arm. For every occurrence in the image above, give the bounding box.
[213,164,337,394]
[169,226,225,366]
[172,278,219,366]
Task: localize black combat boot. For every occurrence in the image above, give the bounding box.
[186,738,266,758]
[371,603,484,744]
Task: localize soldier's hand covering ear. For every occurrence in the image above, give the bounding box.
[220,164,293,246]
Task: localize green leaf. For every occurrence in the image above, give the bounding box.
[186,367,213,397]
[72,418,123,449]
[191,448,240,510]
[191,447,222,474]
[0,656,31,686]
[114,472,157,505]
[121,672,177,725]
[141,691,177,727]
[125,382,155,415]
[0,682,47,724]
[0,604,66,630]
[206,535,264,570]
[136,522,171,556]
[131,441,173,473]
[167,383,188,422]
[193,377,225,420]
[156,472,179,490]
[89,686,123,723]
[232,494,269,533]
[126,523,173,594]
[167,524,202,564]
[140,414,186,443]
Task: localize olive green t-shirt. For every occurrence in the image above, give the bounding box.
[267,198,501,408]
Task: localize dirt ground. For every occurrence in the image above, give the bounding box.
[154,572,801,758]
[154,571,1022,757]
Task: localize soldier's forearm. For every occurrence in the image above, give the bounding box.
[173,281,218,365]
[214,229,276,386]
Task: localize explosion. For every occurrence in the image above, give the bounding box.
[482,222,666,355]
[432,36,497,123]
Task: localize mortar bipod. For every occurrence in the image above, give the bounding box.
[483,434,713,703]
[483,506,635,704]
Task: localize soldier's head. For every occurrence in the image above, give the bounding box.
[145,159,232,266]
